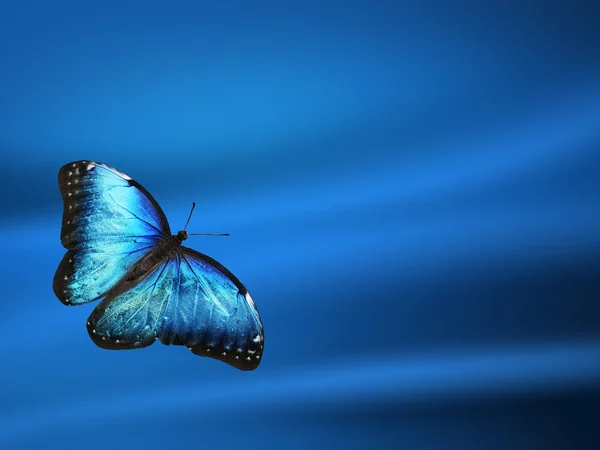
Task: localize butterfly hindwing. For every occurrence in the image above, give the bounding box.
[87,258,177,349]
[175,248,263,370]
[54,161,170,305]
[87,249,264,370]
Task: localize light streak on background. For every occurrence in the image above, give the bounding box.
[1,1,600,449]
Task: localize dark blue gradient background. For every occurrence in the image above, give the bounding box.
[1,1,600,449]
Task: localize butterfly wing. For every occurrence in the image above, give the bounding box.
[87,249,264,371]
[53,161,170,305]
[87,258,177,350]
[174,247,264,370]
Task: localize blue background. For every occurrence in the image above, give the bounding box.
[1,1,600,448]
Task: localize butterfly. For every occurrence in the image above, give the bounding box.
[53,161,263,370]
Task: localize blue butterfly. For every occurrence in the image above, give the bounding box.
[53,161,263,370]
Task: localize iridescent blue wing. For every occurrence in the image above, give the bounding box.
[53,161,170,306]
[87,258,177,351]
[87,249,264,371]
[173,247,264,370]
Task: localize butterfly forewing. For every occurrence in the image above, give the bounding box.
[54,161,169,305]
[58,161,170,249]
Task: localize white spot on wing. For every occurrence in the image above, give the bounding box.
[99,163,131,180]
[244,291,256,308]
[253,335,261,343]
[89,162,133,181]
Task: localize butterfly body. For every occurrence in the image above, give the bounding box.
[118,231,185,286]
[54,161,263,370]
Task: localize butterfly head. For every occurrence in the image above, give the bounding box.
[180,202,230,239]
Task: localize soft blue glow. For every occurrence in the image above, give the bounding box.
[3,340,600,443]
[1,1,600,449]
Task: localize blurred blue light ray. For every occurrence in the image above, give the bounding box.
[2,192,600,339]
[2,3,600,449]
[171,88,600,230]
[2,339,600,443]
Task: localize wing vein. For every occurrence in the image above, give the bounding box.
[181,253,229,315]
[151,259,175,333]
[120,260,170,334]
[107,191,164,236]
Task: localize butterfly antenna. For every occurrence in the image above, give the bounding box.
[184,202,230,236]
[183,202,196,231]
